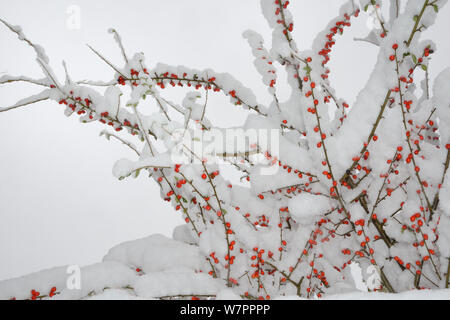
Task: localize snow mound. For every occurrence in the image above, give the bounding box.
[1,233,449,300]
[133,270,223,299]
[103,234,201,273]
[289,193,332,224]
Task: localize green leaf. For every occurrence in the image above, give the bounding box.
[421,64,428,71]
[134,169,141,178]
[433,4,439,13]
[364,4,369,12]
[412,54,417,64]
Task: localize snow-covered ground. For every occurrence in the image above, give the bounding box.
[0,233,448,300]
[88,288,450,300]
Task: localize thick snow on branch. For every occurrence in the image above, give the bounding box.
[0,90,50,113]
[0,74,50,87]
[0,18,50,64]
[434,67,450,144]
[0,234,221,300]
[243,30,278,96]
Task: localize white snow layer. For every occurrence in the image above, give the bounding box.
[1,232,448,300]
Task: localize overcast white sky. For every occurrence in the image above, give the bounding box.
[0,0,449,281]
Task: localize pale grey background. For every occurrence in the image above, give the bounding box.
[0,0,449,281]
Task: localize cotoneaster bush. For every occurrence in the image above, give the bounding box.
[1,0,450,300]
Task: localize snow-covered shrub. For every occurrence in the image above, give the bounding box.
[1,0,450,300]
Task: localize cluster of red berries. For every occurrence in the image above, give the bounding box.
[59,90,143,135]
[155,72,218,91]
[250,247,268,280]
[28,287,57,300]
[306,263,329,290]
[117,68,149,87]
[243,291,271,300]
[48,287,57,298]
[224,251,236,266]
[152,72,249,107]
[254,214,270,227]
[201,170,218,180]
[117,76,126,85]
[316,10,359,79]
[274,1,293,36]
[30,289,40,300]
[389,43,399,61]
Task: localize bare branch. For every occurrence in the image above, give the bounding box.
[86,44,126,78]
[100,130,141,156]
